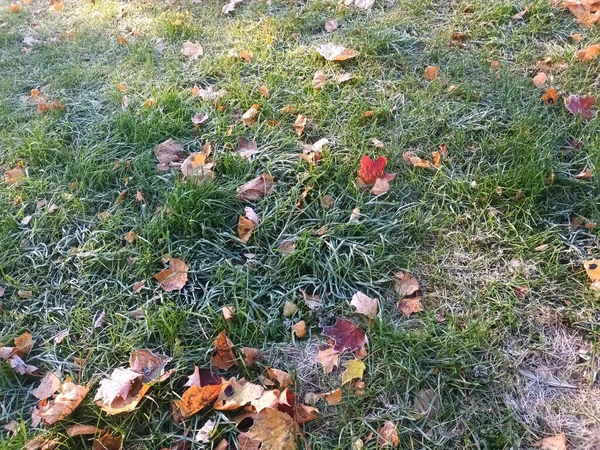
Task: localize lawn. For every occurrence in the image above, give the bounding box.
[1,0,600,449]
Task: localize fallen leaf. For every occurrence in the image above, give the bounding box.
[576,44,600,61]
[236,175,275,202]
[196,85,228,101]
[259,85,270,97]
[155,258,189,292]
[394,272,419,297]
[222,305,236,321]
[32,371,61,400]
[53,330,68,343]
[371,177,390,195]
[335,72,354,83]
[182,41,203,59]
[349,208,361,223]
[574,168,592,180]
[533,72,548,87]
[247,408,299,450]
[378,421,399,447]
[278,240,296,254]
[325,20,338,32]
[121,95,129,110]
[9,4,22,13]
[214,378,264,410]
[13,331,35,357]
[222,0,243,13]
[564,94,596,119]
[32,381,88,426]
[238,207,259,244]
[355,0,375,9]
[292,321,307,338]
[413,388,440,418]
[322,318,367,354]
[266,367,293,388]
[240,50,253,62]
[124,231,136,243]
[176,384,222,417]
[242,347,260,366]
[211,330,237,370]
[533,433,567,450]
[94,310,106,329]
[117,81,127,92]
[403,151,433,168]
[542,88,558,105]
[237,137,259,160]
[397,297,423,317]
[424,65,439,81]
[584,259,600,281]
[66,425,104,437]
[357,155,387,184]
[313,71,327,90]
[371,138,385,148]
[341,359,365,385]
[238,433,262,450]
[129,349,171,382]
[320,195,334,209]
[283,301,298,317]
[315,345,340,373]
[192,113,208,125]
[322,388,342,405]
[24,436,60,450]
[94,368,141,407]
[295,403,319,424]
[512,8,528,19]
[294,114,307,136]
[6,165,25,185]
[351,439,364,450]
[350,291,378,319]
[195,419,216,442]
[8,355,38,375]
[316,43,359,61]
[490,60,501,69]
[214,439,228,450]
[242,106,259,126]
[92,433,122,450]
[154,139,184,170]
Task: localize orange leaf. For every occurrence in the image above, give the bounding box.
[576,44,600,61]
[397,297,423,317]
[211,330,237,370]
[176,384,222,417]
[542,88,558,105]
[424,65,439,81]
[155,258,189,292]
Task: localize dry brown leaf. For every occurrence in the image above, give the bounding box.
[266,367,293,388]
[378,421,399,447]
[182,41,203,59]
[180,145,214,185]
[278,240,296,254]
[350,291,378,319]
[222,305,236,321]
[176,384,222,417]
[94,368,141,407]
[8,355,39,375]
[196,85,228,101]
[403,151,433,168]
[240,50,253,62]
[242,347,260,366]
[315,345,340,373]
[222,0,243,13]
[322,388,342,405]
[154,139,184,171]
[192,113,208,125]
[313,71,327,90]
[214,378,264,410]
[542,88,558,105]
[66,425,105,437]
[413,388,440,418]
[394,271,420,297]
[24,436,60,450]
[155,258,189,292]
[335,72,354,83]
[325,20,338,32]
[533,72,548,87]
[424,65,439,81]
[294,114,307,136]
[32,371,61,400]
[247,408,299,450]
[316,43,359,61]
[236,175,275,202]
[129,349,171,382]
[117,81,126,92]
[259,85,270,97]
[6,165,25,185]
[237,137,258,160]
[32,381,88,426]
[397,297,423,317]
[92,433,122,450]
[238,207,259,244]
[121,95,129,110]
[53,330,68,344]
[292,320,307,338]
[370,177,390,195]
[242,106,259,125]
[577,44,600,61]
[124,231,136,243]
[533,433,567,450]
[574,168,592,180]
[211,330,237,370]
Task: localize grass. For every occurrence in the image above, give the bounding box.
[1,0,600,448]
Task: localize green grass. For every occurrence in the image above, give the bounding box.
[1,0,600,449]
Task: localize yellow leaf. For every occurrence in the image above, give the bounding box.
[341,359,365,385]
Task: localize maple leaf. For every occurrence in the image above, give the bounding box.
[295,403,319,424]
[322,318,367,354]
[394,272,420,297]
[92,433,122,450]
[236,175,275,202]
[316,44,359,61]
[211,330,237,370]
[424,65,439,81]
[321,388,342,404]
[32,371,61,400]
[325,20,338,32]
[176,384,222,417]
[533,433,567,450]
[237,137,259,159]
[154,139,184,171]
[129,349,171,382]
[533,72,548,87]
[378,421,399,447]
[266,367,293,388]
[94,368,141,407]
[350,291,378,319]
[195,419,216,442]
[397,297,423,317]
[247,408,300,450]
[31,381,88,426]
[371,177,390,195]
[576,44,600,61]
[214,378,264,410]
[342,359,366,385]
[357,155,387,184]
[155,257,189,292]
[181,41,203,59]
[564,94,596,119]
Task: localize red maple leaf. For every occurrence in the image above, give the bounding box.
[358,155,387,185]
[322,318,367,354]
[564,94,596,119]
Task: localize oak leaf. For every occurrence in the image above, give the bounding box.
[350,291,378,319]
[322,318,367,354]
[155,257,189,292]
[316,44,359,61]
[236,175,275,202]
[211,330,237,370]
[247,408,300,450]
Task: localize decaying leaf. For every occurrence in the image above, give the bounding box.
[32,381,89,426]
[259,85,270,97]
[180,143,214,184]
[176,384,222,417]
[315,345,340,373]
[533,433,567,450]
[266,367,293,388]
[222,305,236,321]
[214,378,264,410]
[322,318,367,355]
[341,359,365,385]
[236,175,275,202]
[562,0,600,27]
[211,330,237,370]
[32,371,61,400]
[294,114,307,136]
[321,388,342,405]
[564,94,596,119]
[182,41,203,59]
[542,88,558,105]
[350,291,378,319]
[424,65,439,81]
[584,260,600,281]
[237,137,258,160]
[378,421,399,447]
[316,43,359,61]
[154,139,184,171]
[222,0,244,13]
[413,388,440,418]
[129,349,171,382]
[574,168,592,180]
[66,425,105,437]
[196,85,228,102]
[242,105,259,125]
[92,433,122,450]
[195,419,216,443]
[192,113,208,125]
[242,347,261,366]
[394,271,419,297]
[397,297,423,317]
[247,408,299,450]
[155,257,189,292]
[313,71,327,90]
[370,177,390,195]
[6,164,25,185]
[403,151,433,168]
